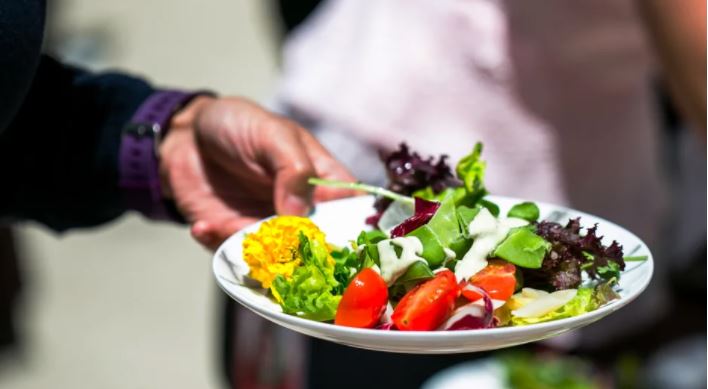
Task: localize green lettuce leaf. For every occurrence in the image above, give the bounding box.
[419,193,460,247]
[271,233,342,321]
[406,225,447,266]
[388,261,434,300]
[330,231,387,293]
[507,202,540,222]
[413,143,488,208]
[511,288,596,326]
[406,193,469,266]
[331,247,359,294]
[355,230,387,266]
[494,227,551,269]
[596,261,621,281]
[456,205,481,233]
[592,278,621,307]
[479,198,500,217]
[455,142,487,206]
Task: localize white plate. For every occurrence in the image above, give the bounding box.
[212,195,653,354]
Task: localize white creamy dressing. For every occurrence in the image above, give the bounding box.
[441,247,457,268]
[377,236,426,285]
[454,208,528,282]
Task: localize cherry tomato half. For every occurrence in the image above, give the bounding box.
[461,259,516,302]
[392,269,459,331]
[335,268,388,328]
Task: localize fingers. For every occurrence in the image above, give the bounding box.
[191,218,258,251]
[189,96,357,228]
[261,124,317,216]
[297,129,359,202]
[191,221,219,250]
[186,195,270,251]
[298,129,356,181]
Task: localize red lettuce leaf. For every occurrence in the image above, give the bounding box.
[368,143,460,226]
[523,218,625,290]
[390,197,441,238]
[365,213,383,227]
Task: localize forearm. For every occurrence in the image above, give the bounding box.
[0,56,153,231]
[639,0,706,134]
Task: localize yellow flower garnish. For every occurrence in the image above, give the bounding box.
[242,216,328,289]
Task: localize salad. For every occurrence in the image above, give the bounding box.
[240,143,642,331]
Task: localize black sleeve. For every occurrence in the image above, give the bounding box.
[273,0,324,35]
[0,56,154,231]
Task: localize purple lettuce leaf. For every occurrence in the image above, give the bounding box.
[390,197,441,238]
[368,143,461,226]
[523,218,625,290]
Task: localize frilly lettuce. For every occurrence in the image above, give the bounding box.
[330,231,383,293]
[271,233,342,321]
[413,142,488,208]
[455,142,487,206]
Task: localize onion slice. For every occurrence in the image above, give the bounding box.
[376,303,395,330]
[440,285,497,331]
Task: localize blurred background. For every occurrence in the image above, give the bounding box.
[0,0,705,388]
[0,0,279,388]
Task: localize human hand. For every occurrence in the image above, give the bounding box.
[159,96,355,250]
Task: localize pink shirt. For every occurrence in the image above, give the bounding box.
[277,0,668,251]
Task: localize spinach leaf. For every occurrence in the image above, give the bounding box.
[388,261,434,300]
[507,202,540,222]
[494,228,550,269]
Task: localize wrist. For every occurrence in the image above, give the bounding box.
[159,95,216,200]
[119,90,212,222]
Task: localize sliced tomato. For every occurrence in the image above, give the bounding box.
[461,259,516,302]
[392,269,459,331]
[335,268,388,328]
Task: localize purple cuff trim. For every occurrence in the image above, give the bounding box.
[119,90,205,221]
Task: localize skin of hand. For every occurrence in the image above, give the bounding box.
[159,95,356,250]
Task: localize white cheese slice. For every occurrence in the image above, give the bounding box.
[512,289,578,318]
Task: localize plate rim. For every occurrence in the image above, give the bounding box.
[212,195,654,340]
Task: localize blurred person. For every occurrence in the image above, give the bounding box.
[219,0,705,388]
[0,0,355,366]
